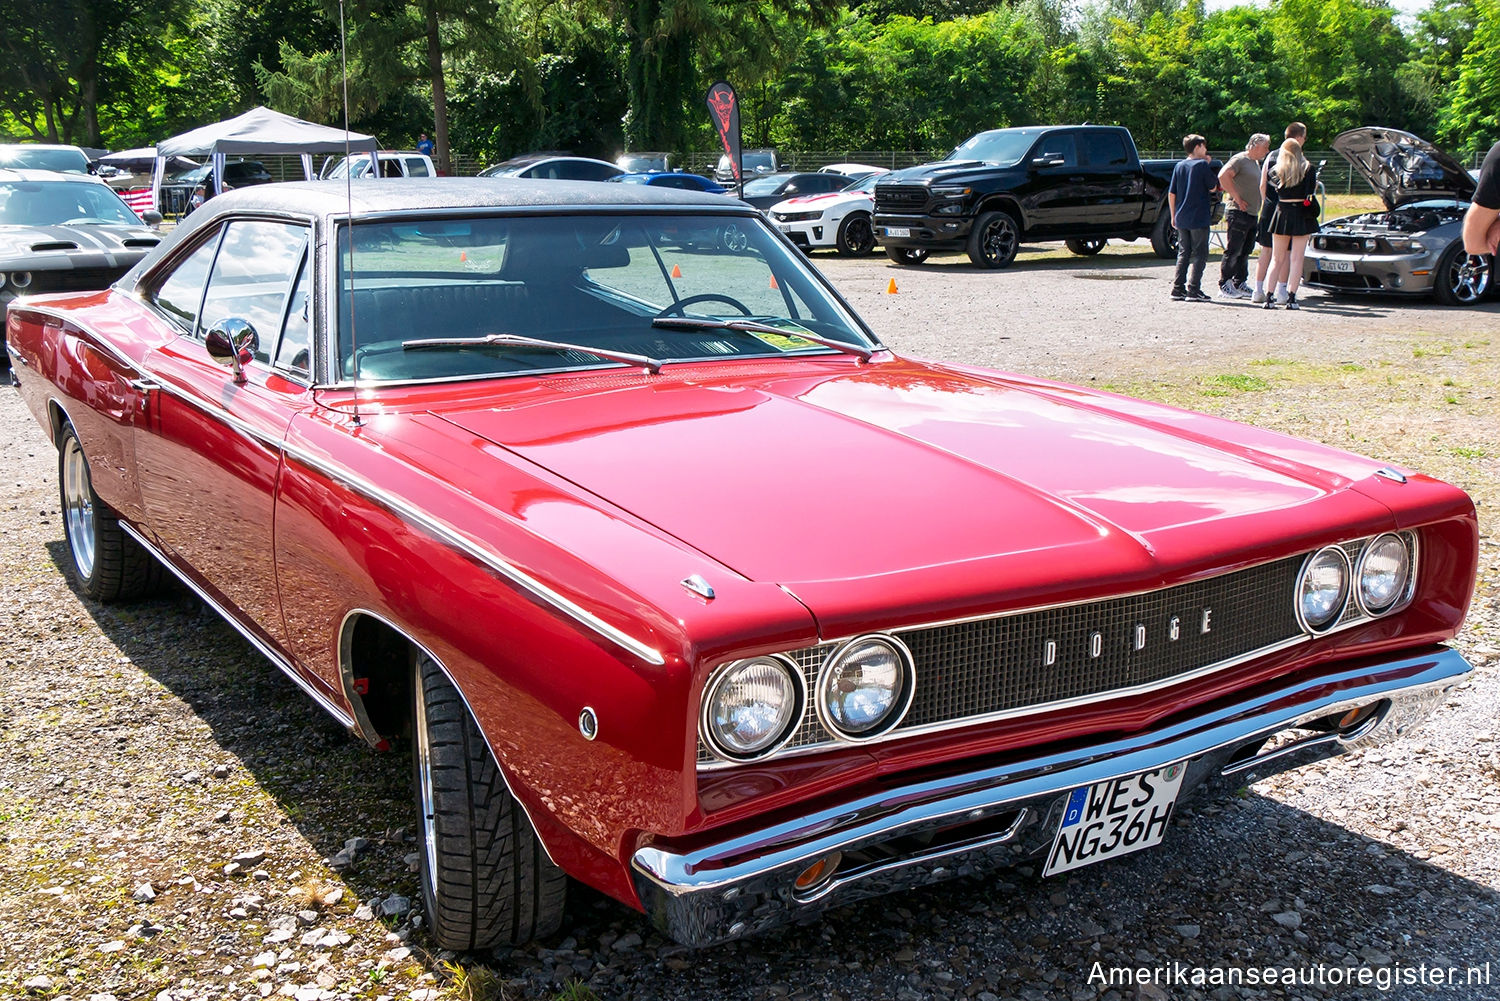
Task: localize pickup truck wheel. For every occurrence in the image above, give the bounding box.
[58,423,163,602]
[1432,243,1491,306]
[836,213,877,256]
[413,653,567,949]
[1065,238,1107,256]
[1150,212,1178,258]
[885,247,928,265]
[967,211,1020,268]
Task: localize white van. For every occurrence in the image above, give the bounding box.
[321,151,436,179]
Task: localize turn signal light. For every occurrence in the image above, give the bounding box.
[793,852,842,892]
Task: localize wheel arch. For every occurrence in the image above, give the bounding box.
[337,607,564,868]
[47,396,76,448]
[973,195,1026,230]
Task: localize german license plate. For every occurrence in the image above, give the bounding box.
[1044,762,1186,876]
[776,223,792,232]
[1319,259,1355,272]
[884,227,911,238]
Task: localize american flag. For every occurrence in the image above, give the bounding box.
[119,187,155,216]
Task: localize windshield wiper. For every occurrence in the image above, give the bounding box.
[401,333,663,374]
[650,316,874,363]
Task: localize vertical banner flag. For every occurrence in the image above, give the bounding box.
[705,81,742,189]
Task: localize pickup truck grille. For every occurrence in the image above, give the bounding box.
[875,184,930,213]
[698,544,1384,766]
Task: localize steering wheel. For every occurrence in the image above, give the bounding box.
[656,293,753,318]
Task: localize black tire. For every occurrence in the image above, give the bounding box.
[58,423,163,602]
[1065,237,1107,256]
[1431,243,1491,307]
[413,653,566,950]
[966,210,1020,268]
[884,246,929,265]
[1150,211,1178,258]
[835,213,877,256]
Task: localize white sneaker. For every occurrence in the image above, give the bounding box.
[1251,287,1267,303]
[1220,282,1240,299]
[1233,281,1254,299]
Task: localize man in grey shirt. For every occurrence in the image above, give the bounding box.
[1217,133,1271,298]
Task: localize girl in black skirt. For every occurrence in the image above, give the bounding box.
[1263,138,1320,309]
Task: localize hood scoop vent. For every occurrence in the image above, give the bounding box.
[30,240,78,252]
[123,238,160,248]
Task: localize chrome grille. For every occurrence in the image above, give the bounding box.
[699,541,1391,766]
[875,185,930,212]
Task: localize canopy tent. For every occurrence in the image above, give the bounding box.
[149,106,379,211]
[100,147,199,172]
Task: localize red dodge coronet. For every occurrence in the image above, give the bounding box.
[4,179,1477,949]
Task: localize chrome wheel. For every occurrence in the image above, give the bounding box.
[414,672,441,888]
[1436,245,1490,306]
[720,222,748,253]
[62,435,96,580]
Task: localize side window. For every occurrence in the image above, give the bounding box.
[405,157,430,177]
[1037,133,1078,167]
[197,220,309,363]
[1083,132,1131,167]
[152,234,223,331]
[276,251,312,376]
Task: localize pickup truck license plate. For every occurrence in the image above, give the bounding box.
[1319,259,1355,272]
[884,227,911,238]
[1044,763,1186,876]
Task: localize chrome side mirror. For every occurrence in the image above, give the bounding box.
[142,209,163,228]
[205,318,259,384]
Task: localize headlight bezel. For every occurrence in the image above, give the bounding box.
[1296,545,1352,634]
[1354,531,1417,617]
[813,633,917,743]
[699,654,806,762]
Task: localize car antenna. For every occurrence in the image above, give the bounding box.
[339,0,362,427]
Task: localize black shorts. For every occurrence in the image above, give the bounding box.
[1255,203,1275,248]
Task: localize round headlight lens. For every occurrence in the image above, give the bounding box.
[10,271,32,289]
[1298,546,1350,632]
[703,656,802,760]
[1357,533,1412,615]
[817,635,914,740]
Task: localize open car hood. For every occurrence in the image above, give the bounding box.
[1332,127,1475,210]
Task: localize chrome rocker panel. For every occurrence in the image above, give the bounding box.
[632,646,1471,947]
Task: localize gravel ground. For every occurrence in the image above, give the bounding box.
[2,241,1498,1001]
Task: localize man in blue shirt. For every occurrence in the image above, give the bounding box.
[1167,134,1220,302]
[417,133,435,158]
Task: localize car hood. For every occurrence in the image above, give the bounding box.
[0,223,160,266]
[769,191,871,214]
[882,161,1005,186]
[434,359,1395,626]
[1332,127,1475,210]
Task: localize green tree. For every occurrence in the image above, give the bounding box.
[1439,0,1500,155]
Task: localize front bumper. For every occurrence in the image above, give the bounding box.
[770,219,831,249]
[873,213,972,250]
[1302,248,1438,294]
[632,646,1470,947]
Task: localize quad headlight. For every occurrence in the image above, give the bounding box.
[815,635,915,740]
[1297,546,1351,633]
[7,271,32,289]
[701,656,804,760]
[1356,533,1414,616]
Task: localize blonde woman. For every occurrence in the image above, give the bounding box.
[1263,138,1320,309]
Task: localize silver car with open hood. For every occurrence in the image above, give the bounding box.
[1303,127,1492,306]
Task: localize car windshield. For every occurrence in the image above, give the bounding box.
[335,212,873,384]
[846,173,885,193]
[741,175,789,196]
[0,147,90,173]
[0,180,141,227]
[946,131,1035,166]
[324,156,369,179]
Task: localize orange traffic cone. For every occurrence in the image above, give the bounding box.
[769,275,779,290]
[887,278,899,294]
[460,251,468,262]
[671,264,682,278]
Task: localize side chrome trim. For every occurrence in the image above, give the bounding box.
[341,606,562,869]
[19,302,666,667]
[119,521,357,732]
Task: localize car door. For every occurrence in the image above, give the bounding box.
[132,217,315,653]
[1078,130,1145,229]
[1022,131,1082,234]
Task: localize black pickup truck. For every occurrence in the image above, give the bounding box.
[874,124,1219,267]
